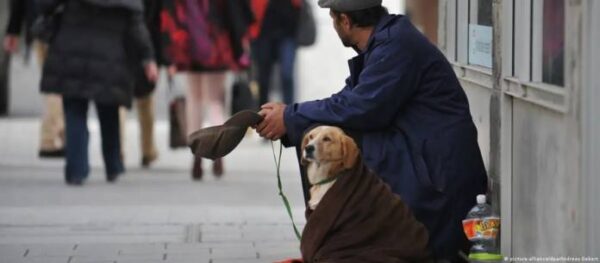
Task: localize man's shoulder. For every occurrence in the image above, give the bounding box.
[369,15,441,59]
[372,15,416,42]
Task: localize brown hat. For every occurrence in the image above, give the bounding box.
[188,110,263,160]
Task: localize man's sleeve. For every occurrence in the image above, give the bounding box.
[6,0,26,35]
[128,12,155,65]
[283,42,418,146]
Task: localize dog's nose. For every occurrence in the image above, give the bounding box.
[305,145,315,156]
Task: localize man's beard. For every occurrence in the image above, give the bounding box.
[339,35,353,48]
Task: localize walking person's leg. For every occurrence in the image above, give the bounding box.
[186,73,205,180]
[252,39,276,106]
[40,94,66,157]
[203,71,226,176]
[37,42,66,157]
[118,106,127,163]
[279,37,297,105]
[62,98,90,185]
[136,94,158,167]
[96,103,124,183]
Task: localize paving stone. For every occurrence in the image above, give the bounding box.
[0,244,28,258]
[69,256,116,263]
[201,232,243,242]
[164,253,210,262]
[117,243,166,255]
[211,247,258,259]
[114,260,163,263]
[115,254,164,261]
[73,244,121,256]
[211,259,264,263]
[253,241,300,250]
[20,256,71,263]
[0,257,27,263]
[198,241,254,250]
[164,243,210,254]
[201,224,242,234]
[25,244,76,257]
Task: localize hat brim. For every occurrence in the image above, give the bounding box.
[188,110,263,160]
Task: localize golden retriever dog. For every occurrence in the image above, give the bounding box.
[299,126,432,262]
[301,126,359,210]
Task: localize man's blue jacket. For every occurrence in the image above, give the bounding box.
[283,14,488,259]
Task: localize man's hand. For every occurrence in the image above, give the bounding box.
[167,65,177,77]
[3,35,19,53]
[256,102,287,140]
[144,61,159,83]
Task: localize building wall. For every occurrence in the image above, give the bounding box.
[437,0,596,257]
[582,0,600,256]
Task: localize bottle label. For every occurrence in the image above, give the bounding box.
[462,216,500,241]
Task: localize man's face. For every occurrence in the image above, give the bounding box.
[330,10,354,47]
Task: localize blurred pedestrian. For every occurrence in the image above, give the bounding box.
[162,0,253,180]
[3,0,65,158]
[38,0,157,185]
[250,0,301,106]
[129,0,171,168]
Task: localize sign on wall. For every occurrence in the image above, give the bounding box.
[468,24,493,68]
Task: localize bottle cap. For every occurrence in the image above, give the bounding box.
[476,194,486,204]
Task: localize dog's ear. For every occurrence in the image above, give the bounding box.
[300,133,310,166]
[341,134,359,170]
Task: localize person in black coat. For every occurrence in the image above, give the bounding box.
[39,0,158,185]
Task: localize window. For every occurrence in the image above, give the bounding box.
[541,0,565,86]
[476,0,493,27]
[531,0,565,87]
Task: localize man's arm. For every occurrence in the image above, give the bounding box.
[4,0,26,52]
[283,43,419,146]
[6,0,26,35]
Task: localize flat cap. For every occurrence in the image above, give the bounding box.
[188,110,263,160]
[318,0,382,12]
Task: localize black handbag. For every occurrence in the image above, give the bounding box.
[231,71,257,114]
[168,78,188,149]
[30,4,65,43]
[296,0,317,47]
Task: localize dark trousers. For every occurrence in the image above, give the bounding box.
[252,37,297,106]
[63,98,123,181]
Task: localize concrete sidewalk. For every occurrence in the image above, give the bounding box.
[0,118,306,263]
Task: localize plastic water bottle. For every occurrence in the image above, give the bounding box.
[462,194,502,262]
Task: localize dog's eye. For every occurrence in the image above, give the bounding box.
[323,136,331,142]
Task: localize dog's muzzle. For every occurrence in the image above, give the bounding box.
[304,144,315,160]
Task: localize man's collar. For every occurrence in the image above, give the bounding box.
[361,14,396,54]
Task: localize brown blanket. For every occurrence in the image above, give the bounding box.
[300,160,432,263]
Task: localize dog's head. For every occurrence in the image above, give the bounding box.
[301,126,359,171]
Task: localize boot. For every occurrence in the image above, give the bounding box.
[192,156,203,181]
[213,158,224,178]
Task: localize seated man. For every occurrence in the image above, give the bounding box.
[256,0,488,261]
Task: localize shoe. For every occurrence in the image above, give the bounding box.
[39,148,65,158]
[141,154,158,168]
[65,178,85,186]
[106,174,119,183]
[106,172,123,183]
[192,156,203,181]
[213,158,224,178]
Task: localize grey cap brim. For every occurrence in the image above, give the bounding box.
[318,0,382,12]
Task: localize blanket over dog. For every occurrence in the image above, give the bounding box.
[300,159,432,263]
